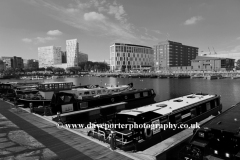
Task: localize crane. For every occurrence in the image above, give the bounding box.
[208,47,212,55]
[212,47,217,54]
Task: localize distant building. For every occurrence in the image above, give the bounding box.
[66,39,79,67]
[26,59,39,69]
[38,46,62,68]
[0,59,6,71]
[202,53,240,66]
[110,43,154,71]
[1,57,12,69]
[191,56,235,71]
[12,56,24,69]
[153,41,198,71]
[0,56,24,70]
[61,51,67,63]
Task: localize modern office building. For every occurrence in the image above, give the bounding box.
[153,41,198,71]
[191,56,235,71]
[66,39,79,67]
[109,43,154,71]
[38,46,62,68]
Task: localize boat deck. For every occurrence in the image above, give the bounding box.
[0,100,135,160]
[204,103,240,133]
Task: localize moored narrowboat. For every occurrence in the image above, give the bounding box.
[178,103,240,160]
[88,93,222,151]
[50,88,156,114]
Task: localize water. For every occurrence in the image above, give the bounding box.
[1,77,240,111]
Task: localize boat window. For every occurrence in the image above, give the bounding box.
[64,96,72,103]
[103,90,106,93]
[210,100,216,109]
[143,92,148,97]
[79,102,88,109]
[134,93,140,98]
[84,92,90,95]
[97,90,101,94]
[206,102,211,111]
[190,108,197,117]
[127,117,134,123]
[201,104,207,113]
[175,114,182,123]
[79,93,82,95]
[160,117,168,124]
[92,91,95,94]
[54,84,59,89]
[174,99,183,102]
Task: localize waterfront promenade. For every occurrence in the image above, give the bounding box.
[0,100,134,160]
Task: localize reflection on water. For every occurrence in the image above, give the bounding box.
[1,77,240,111]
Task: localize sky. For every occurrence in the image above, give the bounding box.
[0,0,240,61]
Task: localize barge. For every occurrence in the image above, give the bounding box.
[50,88,156,123]
[88,93,222,151]
[178,103,240,160]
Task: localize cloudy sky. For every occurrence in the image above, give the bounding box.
[0,0,240,61]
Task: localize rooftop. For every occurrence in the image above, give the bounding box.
[192,56,235,61]
[204,103,240,134]
[118,93,216,116]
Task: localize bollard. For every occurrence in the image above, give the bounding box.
[110,130,116,150]
[29,103,33,113]
[57,112,62,123]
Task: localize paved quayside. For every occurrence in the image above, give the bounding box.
[0,100,135,160]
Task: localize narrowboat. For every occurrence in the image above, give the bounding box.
[178,103,240,160]
[88,93,222,151]
[17,82,134,108]
[48,88,156,123]
[17,82,74,107]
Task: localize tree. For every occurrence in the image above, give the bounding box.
[236,59,240,70]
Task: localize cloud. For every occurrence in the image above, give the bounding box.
[35,37,56,43]
[237,37,240,40]
[108,5,126,22]
[184,16,203,25]
[22,38,32,43]
[22,0,163,43]
[47,30,62,36]
[84,12,106,21]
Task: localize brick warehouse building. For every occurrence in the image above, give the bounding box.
[153,41,198,71]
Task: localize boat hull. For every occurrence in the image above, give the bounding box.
[17,98,51,108]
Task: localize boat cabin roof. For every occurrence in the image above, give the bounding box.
[203,103,240,134]
[118,93,217,116]
[39,82,73,85]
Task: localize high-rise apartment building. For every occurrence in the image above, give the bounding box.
[38,46,62,68]
[66,39,79,67]
[12,56,24,69]
[153,41,198,70]
[110,43,154,71]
